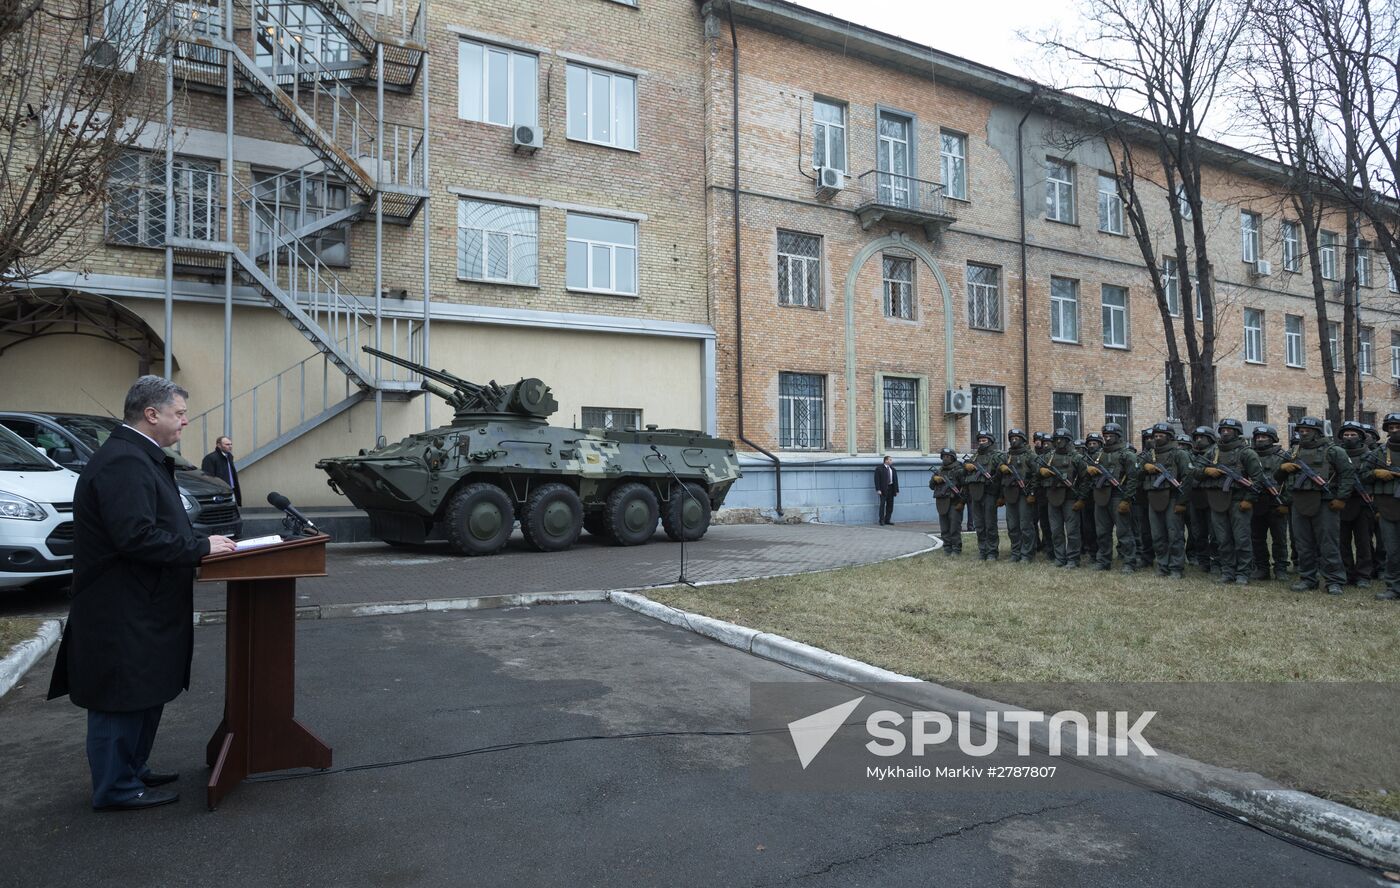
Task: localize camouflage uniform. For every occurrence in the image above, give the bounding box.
[1140,425,1194,577]
[965,432,1005,560]
[1337,422,1376,587]
[1038,429,1089,568]
[1360,414,1400,600]
[929,449,968,555]
[1086,424,1138,572]
[1196,420,1264,585]
[1249,426,1291,580]
[1132,429,1156,568]
[998,430,1039,563]
[1187,433,1217,573]
[1032,433,1053,553]
[1278,417,1355,595]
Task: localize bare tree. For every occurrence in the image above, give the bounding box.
[0,0,171,286]
[1042,0,1253,428]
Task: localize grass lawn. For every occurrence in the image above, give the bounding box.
[0,617,44,659]
[648,535,1400,818]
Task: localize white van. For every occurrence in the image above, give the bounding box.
[0,423,78,591]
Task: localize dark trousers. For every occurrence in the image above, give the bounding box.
[1133,497,1155,567]
[937,503,964,552]
[970,494,1000,558]
[1004,495,1036,560]
[1188,504,1214,570]
[1048,499,1082,565]
[1378,517,1400,596]
[1094,494,1136,568]
[878,492,896,525]
[87,705,163,808]
[1292,507,1345,586]
[1210,502,1255,580]
[1340,509,1375,582]
[1251,505,1290,576]
[1149,505,1187,574]
[1036,496,1052,552]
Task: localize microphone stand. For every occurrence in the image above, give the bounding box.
[649,446,700,586]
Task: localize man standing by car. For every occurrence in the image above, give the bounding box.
[48,376,236,811]
[201,435,241,506]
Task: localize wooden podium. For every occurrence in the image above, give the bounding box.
[198,534,333,809]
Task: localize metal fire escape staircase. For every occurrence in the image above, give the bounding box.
[167,1,429,467]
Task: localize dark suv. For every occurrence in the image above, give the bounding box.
[0,412,242,538]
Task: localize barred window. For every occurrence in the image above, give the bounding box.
[1247,404,1268,423]
[882,377,919,450]
[1052,391,1082,439]
[970,385,1004,448]
[777,231,821,308]
[107,151,220,247]
[966,263,1001,330]
[778,372,825,450]
[1104,395,1131,432]
[581,406,641,430]
[1287,405,1307,441]
[458,199,538,285]
[883,255,914,320]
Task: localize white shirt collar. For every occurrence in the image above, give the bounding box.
[122,423,165,453]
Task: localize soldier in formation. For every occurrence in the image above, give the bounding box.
[1277,416,1354,595]
[1360,413,1400,600]
[1038,428,1088,568]
[998,429,1039,563]
[929,448,967,556]
[1086,423,1138,573]
[964,430,1004,561]
[1250,425,1291,580]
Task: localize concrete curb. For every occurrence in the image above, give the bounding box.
[0,619,62,700]
[606,589,1400,872]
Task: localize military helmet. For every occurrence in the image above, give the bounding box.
[1383,412,1400,431]
[1007,427,1027,442]
[1032,431,1048,442]
[939,447,957,460]
[1362,422,1379,442]
[1192,425,1218,443]
[1085,432,1104,445]
[976,428,995,442]
[1252,424,1279,444]
[1176,433,1192,445]
[1296,416,1325,432]
[1150,422,1173,436]
[1340,419,1366,437]
[1072,437,1085,448]
[1052,427,1071,441]
[1102,422,1123,438]
[1217,418,1243,433]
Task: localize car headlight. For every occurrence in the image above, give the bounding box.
[181,494,198,513]
[0,490,48,521]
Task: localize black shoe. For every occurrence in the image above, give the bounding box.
[1355,579,1371,589]
[1290,580,1317,592]
[1235,577,1249,587]
[1168,571,1184,580]
[1375,589,1399,600]
[1120,564,1136,574]
[1095,563,1111,571]
[1217,574,1235,586]
[141,771,179,787]
[1326,584,1344,596]
[95,788,179,812]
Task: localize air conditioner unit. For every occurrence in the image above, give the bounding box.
[513,124,543,154]
[816,166,844,199]
[1252,258,1272,277]
[944,388,973,415]
[84,37,136,73]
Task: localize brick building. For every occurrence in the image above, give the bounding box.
[703,0,1400,522]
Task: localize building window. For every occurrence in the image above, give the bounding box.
[971,385,1005,447]
[1389,262,1397,293]
[1328,321,1341,371]
[458,40,537,128]
[1046,158,1075,223]
[966,263,1001,330]
[1052,391,1083,439]
[107,151,220,247]
[457,199,538,285]
[1104,395,1131,432]
[251,169,350,266]
[813,98,846,172]
[1391,331,1400,379]
[1321,231,1338,280]
[876,111,914,208]
[1162,257,1181,317]
[566,213,637,295]
[566,63,637,150]
[1287,405,1307,441]
[1165,370,1178,421]
[1050,276,1079,343]
[777,230,822,308]
[882,377,919,450]
[1360,326,1374,375]
[883,255,915,320]
[1241,211,1261,264]
[1284,314,1304,367]
[941,131,967,200]
[778,372,826,450]
[1097,173,1123,234]
[1356,243,1372,287]
[1176,183,1192,220]
[1362,410,1377,427]
[581,407,641,429]
[1101,284,1128,349]
[1247,404,1268,424]
[1282,221,1301,273]
[1244,308,1265,364]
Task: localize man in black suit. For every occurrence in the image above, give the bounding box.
[49,376,236,811]
[201,435,241,506]
[874,455,900,525]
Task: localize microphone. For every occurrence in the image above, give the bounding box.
[267,491,317,531]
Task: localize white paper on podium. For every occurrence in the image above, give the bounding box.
[234,534,284,552]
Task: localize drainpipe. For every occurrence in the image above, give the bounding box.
[726,5,782,516]
[1016,92,1037,430]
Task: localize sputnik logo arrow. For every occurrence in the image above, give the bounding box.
[787,695,865,769]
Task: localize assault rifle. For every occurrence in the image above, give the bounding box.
[967,458,996,485]
[1035,452,1077,490]
[1288,456,1334,495]
[1144,453,1184,491]
[1196,454,1263,495]
[1001,457,1028,493]
[1089,455,1124,491]
[930,468,963,500]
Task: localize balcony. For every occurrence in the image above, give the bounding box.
[852,171,957,241]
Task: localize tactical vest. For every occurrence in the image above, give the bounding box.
[930,462,964,515]
[1002,446,1031,504]
[1253,445,1287,505]
[1091,444,1130,507]
[1145,443,1187,512]
[1206,439,1250,512]
[967,447,1001,501]
[1042,449,1079,507]
[1340,442,1371,521]
[1369,445,1400,521]
[1190,444,1213,508]
[1288,441,1334,517]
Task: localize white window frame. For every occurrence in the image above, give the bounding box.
[1244,308,1265,364]
[457,198,538,286]
[1097,173,1123,235]
[1046,158,1075,223]
[1389,262,1397,293]
[1162,257,1181,317]
[458,40,537,129]
[1356,243,1372,287]
[1321,231,1338,280]
[1101,284,1128,349]
[1241,211,1261,264]
[941,131,967,201]
[1175,183,1193,220]
[882,254,915,320]
[1282,221,1301,273]
[1360,326,1374,375]
[1284,314,1304,368]
[777,230,822,309]
[106,151,221,248]
[566,62,637,151]
[966,263,1001,331]
[1328,321,1341,371]
[566,212,638,296]
[1050,276,1079,343]
[1391,331,1400,380]
[813,98,847,173]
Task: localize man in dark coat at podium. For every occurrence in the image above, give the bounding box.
[48,376,236,811]
[200,435,242,506]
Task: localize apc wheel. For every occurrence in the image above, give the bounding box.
[444,483,515,556]
[662,482,712,542]
[521,483,584,552]
[604,482,660,546]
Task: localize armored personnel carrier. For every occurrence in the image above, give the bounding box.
[316,347,741,556]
